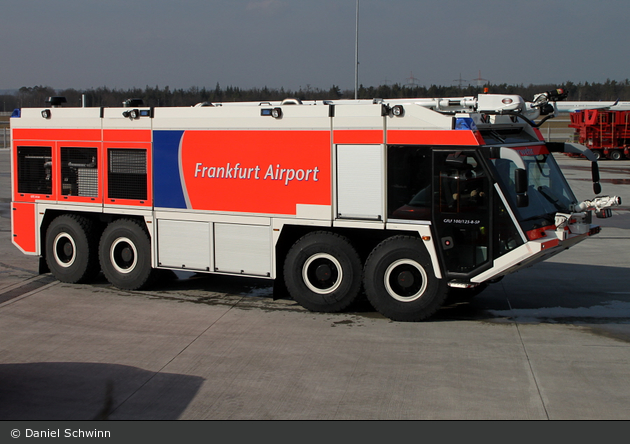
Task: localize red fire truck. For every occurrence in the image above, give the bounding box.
[10,93,621,321]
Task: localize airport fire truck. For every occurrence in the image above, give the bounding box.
[10,91,621,321]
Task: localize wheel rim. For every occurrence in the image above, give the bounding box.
[110,237,138,274]
[384,259,428,302]
[302,253,342,294]
[53,232,76,268]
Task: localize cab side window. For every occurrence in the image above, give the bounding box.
[438,152,488,214]
[387,145,432,221]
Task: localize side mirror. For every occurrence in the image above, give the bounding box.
[515,168,527,194]
[592,162,602,195]
[514,168,528,207]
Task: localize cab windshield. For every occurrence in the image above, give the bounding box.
[491,149,577,230]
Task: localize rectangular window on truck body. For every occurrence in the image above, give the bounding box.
[60,147,98,198]
[16,146,53,197]
[107,148,148,201]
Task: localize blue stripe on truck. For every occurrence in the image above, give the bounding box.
[153,130,187,209]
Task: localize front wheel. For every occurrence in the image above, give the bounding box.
[99,219,155,290]
[284,231,362,313]
[363,236,447,322]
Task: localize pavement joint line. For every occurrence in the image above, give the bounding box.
[0,279,59,308]
[0,273,52,294]
[505,294,550,420]
[109,294,245,417]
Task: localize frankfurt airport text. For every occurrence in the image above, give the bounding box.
[194,162,320,185]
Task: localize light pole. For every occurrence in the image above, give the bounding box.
[354,0,359,100]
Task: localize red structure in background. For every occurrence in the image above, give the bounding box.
[569,109,630,160]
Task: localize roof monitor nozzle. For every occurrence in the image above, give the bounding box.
[123,98,144,107]
[45,96,67,107]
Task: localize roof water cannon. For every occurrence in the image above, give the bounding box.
[412,95,524,114]
[519,88,569,127]
[532,88,568,104]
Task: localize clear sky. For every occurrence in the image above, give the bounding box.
[1,0,629,92]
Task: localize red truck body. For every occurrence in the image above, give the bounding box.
[569,109,630,160]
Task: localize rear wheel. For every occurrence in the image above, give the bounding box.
[45,215,100,284]
[284,231,362,313]
[363,236,447,321]
[610,150,623,161]
[99,219,155,290]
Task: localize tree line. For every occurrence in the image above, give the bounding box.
[3,79,630,110]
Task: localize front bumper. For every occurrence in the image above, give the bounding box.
[470,224,598,284]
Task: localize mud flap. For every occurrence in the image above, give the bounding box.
[39,256,50,275]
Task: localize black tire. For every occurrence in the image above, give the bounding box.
[283,231,362,313]
[610,150,622,161]
[45,214,100,284]
[363,236,447,322]
[592,150,602,161]
[99,219,155,290]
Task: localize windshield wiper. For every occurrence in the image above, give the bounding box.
[537,186,564,211]
[489,130,506,143]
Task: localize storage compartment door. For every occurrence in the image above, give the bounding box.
[157,220,211,271]
[12,202,37,254]
[214,224,271,277]
[336,144,383,220]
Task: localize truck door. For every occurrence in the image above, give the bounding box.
[433,150,491,277]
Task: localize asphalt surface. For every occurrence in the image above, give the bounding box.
[1,148,629,420]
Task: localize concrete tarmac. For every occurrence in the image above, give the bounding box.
[1,148,629,420]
